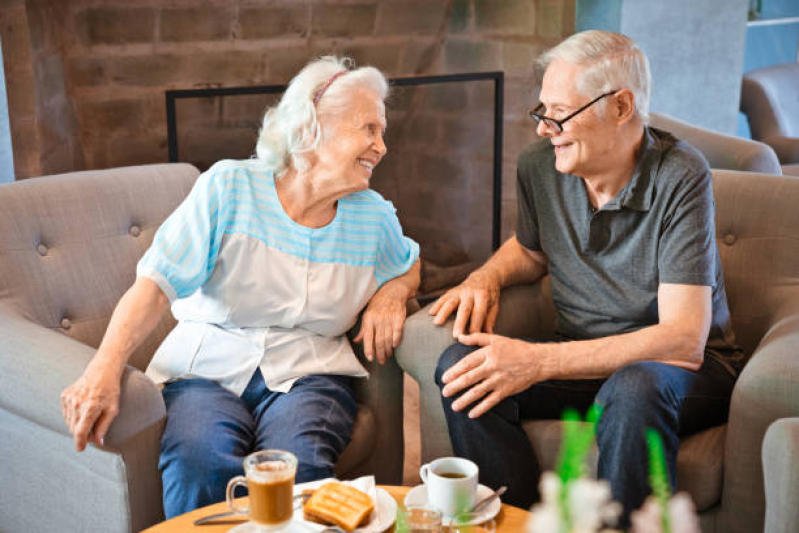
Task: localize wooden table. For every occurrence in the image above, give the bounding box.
[142,485,531,532]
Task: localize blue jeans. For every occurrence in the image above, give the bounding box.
[435,340,735,527]
[159,369,357,518]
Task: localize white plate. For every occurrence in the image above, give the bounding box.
[229,520,317,533]
[404,483,502,526]
[294,487,397,533]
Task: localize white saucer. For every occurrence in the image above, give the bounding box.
[229,520,317,533]
[404,483,502,526]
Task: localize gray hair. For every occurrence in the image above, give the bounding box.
[538,30,651,123]
[255,56,389,176]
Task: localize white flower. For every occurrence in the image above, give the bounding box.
[527,472,621,533]
[630,492,700,533]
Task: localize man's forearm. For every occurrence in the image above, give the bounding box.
[478,236,547,289]
[539,323,706,380]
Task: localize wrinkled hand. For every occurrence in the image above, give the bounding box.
[441,333,548,418]
[354,286,407,365]
[428,269,501,337]
[60,359,121,452]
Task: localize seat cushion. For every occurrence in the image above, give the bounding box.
[523,420,726,511]
[335,403,375,477]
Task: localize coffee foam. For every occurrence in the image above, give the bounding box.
[250,460,294,483]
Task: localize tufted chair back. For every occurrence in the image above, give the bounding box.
[0,163,199,371]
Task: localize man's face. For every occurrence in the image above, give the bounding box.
[537,59,617,177]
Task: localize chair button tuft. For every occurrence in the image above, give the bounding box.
[723,233,736,245]
[37,243,48,256]
[61,318,71,330]
[129,225,141,237]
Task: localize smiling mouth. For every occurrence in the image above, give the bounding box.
[357,158,376,171]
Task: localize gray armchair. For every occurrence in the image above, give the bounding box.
[650,111,782,174]
[763,417,799,533]
[0,164,405,533]
[740,62,799,176]
[395,168,799,533]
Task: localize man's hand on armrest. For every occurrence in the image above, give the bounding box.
[429,236,548,337]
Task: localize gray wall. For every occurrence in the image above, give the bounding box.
[576,0,750,134]
[0,39,13,183]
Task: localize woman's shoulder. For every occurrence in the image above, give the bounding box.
[341,188,396,215]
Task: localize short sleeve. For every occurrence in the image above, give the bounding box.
[136,166,228,300]
[658,168,716,286]
[375,203,420,287]
[516,156,542,252]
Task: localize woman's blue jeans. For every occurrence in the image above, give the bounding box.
[435,340,735,527]
[159,369,357,518]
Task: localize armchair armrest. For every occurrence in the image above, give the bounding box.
[395,281,555,464]
[342,298,418,484]
[763,135,799,166]
[719,302,799,532]
[763,417,799,533]
[0,305,165,449]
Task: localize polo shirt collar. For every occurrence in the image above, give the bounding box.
[607,126,661,212]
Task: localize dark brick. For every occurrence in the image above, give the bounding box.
[440,115,494,157]
[265,46,314,83]
[537,0,565,39]
[375,0,447,35]
[68,57,107,87]
[161,7,233,42]
[107,134,168,168]
[400,40,438,75]
[415,153,467,189]
[185,51,264,86]
[312,4,376,38]
[474,0,535,35]
[339,42,401,73]
[447,0,471,34]
[240,6,309,39]
[108,54,184,87]
[77,8,156,45]
[421,82,468,112]
[443,39,501,72]
[79,99,146,135]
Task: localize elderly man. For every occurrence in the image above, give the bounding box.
[430,30,741,523]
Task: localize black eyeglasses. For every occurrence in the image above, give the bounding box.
[529,90,620,133]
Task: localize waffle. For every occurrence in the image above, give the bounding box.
[302,482,374,531]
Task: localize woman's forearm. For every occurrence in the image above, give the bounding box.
[92,276,170,377]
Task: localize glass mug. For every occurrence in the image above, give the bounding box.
[226,449,297,530]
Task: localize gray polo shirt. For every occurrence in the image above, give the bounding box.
[517,127,742,375]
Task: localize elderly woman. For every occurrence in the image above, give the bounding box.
[60,56,420,517]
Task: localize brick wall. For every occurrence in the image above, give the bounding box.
[2,0,575,272]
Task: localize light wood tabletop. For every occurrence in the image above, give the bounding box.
[141,485,531,532]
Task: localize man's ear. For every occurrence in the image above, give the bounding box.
[614,89,636,125]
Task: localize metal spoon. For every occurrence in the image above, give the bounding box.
[472,485,507,514]
[445,486,508,526]
[193,493,311,525]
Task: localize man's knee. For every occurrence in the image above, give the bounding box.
[435,342,478,387]
[596,361,680,428]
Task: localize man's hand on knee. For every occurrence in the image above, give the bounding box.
[440,333,550,418]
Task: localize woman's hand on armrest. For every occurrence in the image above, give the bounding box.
[60,276,169,452]
[354,260,421,365]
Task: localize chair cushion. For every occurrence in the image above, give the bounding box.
[335,403,375,477]
[523,420,725,511]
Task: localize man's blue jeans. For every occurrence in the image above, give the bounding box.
[435,340,735,526]
[159,369,357,518]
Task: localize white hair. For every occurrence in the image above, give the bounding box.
[255,56,389,176]
[539,30,651,123]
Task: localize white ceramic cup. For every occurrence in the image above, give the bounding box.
[419,457,479,517]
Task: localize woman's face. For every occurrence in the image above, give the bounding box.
[315,89,387,192]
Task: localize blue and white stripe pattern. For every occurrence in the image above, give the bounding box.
[137,159,419,395]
